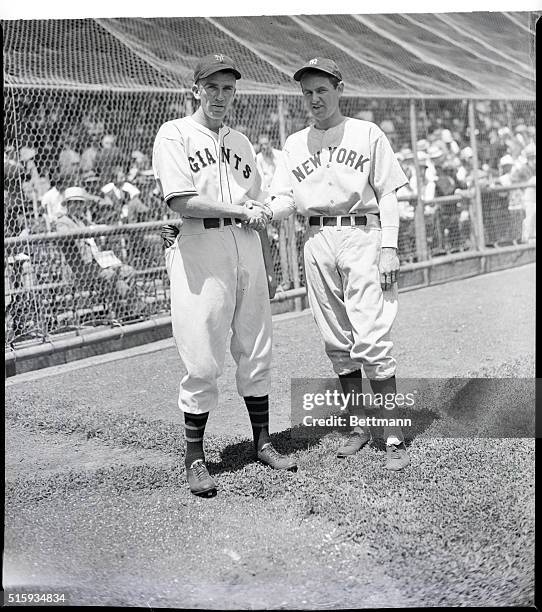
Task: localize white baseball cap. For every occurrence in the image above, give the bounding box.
[63,186,90,202]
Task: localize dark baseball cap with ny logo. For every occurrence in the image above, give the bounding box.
[193,54,242,82]
[293,57,342,81]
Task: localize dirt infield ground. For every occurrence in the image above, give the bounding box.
[4,264,536,608]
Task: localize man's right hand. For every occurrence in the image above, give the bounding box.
[243,200,270,230]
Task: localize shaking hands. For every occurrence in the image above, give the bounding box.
[243,199,273,231]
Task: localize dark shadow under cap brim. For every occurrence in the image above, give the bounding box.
[293,63,342,82]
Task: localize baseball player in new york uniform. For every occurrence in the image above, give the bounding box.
[152,54,296,497]
[267,58,410,470]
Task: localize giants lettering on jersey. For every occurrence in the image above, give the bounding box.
[188,146,253,179]
[291,147,369,183]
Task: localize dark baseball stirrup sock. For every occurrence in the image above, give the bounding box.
[338,370,367,435]
[368,376,404,444]
[184,411,209,469]
[244,395,271,452]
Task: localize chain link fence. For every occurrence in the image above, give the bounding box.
[4,85,536,349]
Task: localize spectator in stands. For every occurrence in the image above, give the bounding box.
[58,133,81,178]
[434,162,464,252]
[394,152,416,261]
[492,154,524,243]
[41,174,71,231]
[127,150,152,184]
[256,134,283,196]
[515,144,536,243]
[94,133,123,179]
[440,129,460,157]
[79,169,112,225]
[456,147,474,185]
[80,132,101,173]
[478,155,514,246]
[56,186,141,319]
[256,133,292,289]
[101,165,148,225]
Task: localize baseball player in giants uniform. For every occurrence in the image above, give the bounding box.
[152,54,296,497]
[267,58,410,470]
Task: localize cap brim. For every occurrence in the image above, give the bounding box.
[196,66,242,80]
[293,66,340,82]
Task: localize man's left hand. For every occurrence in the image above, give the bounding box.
[379,247,400,291]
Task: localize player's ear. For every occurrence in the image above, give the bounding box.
[192,83,201,100]
[337,81,344,95]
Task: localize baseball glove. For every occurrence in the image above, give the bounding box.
[160,224,180,248]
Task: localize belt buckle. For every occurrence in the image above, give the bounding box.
[350,215,355,226]
[319,217,324,229]
[336,215,342,231]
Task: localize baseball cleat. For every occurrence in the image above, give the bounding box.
[257,442,297,471]
[336,431,371,457]
[385,442,410,471]
[186,459,217,497]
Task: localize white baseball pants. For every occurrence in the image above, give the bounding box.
[166,219,272,414]
[303,217,398,380]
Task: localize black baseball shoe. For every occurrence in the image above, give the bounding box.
[257,442,297,471]
[385,442,410,471]
[186,459,217,497]
[336,431,371,458]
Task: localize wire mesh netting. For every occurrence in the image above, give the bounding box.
[3,15,537,350]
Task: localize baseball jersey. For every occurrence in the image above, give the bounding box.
[270,118,407,218]
[152,116,261,208]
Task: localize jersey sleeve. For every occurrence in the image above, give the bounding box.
[152,123,198,202]
[245,139,264,201]
[369,129,408,202]
[268,146,297,220]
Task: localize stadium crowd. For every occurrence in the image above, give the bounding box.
[4,96,536,340]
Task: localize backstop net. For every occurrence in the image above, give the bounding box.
[3,14,537,347]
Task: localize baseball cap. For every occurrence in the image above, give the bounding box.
[63,186,89,202]
[193,54,242,82]
[293,57,342,82]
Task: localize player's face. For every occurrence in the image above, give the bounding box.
[300,73,343,127]
[194,71,237,125]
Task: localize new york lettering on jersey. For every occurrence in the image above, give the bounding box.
[291,146,370,183]
[273,119,403,216]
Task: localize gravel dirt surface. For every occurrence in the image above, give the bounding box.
[4,264,535,608]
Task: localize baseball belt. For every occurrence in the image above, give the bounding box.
[309,215,370,227]
[203,218,242,229]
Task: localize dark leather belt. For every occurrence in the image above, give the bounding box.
[203,218,242,229]
[309,215,369,227]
